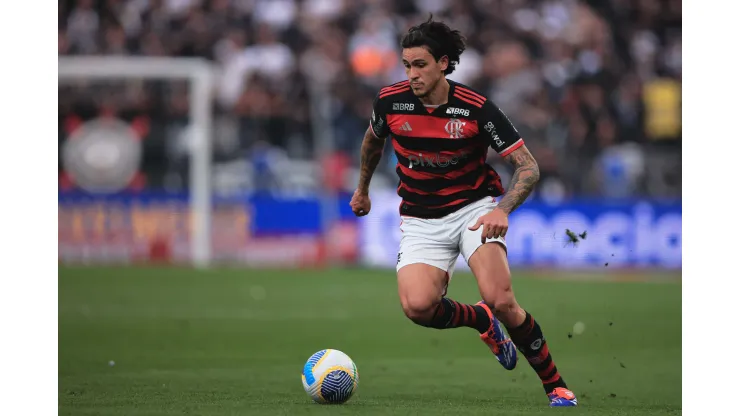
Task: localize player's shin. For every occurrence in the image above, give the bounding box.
[504,311,568,393]
[424,298,490,333]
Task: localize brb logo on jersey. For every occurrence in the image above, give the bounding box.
[446,107,470,117]
[393,103,415,111]
[445,119,467,139]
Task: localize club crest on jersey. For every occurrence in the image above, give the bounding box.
[445,118,467,139]
[393,103,415,111]
[446,107,470,117]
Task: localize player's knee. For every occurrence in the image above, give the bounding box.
[482,287,520,319]
[400,296,438,326]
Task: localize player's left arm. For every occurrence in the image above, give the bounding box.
[497,145,540,215]
[470,99,539,240]
[478,99,540,214]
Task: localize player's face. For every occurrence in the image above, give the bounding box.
[402,47,448,98]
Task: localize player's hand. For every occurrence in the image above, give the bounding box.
[350,189,371,217]
[469,208,509,243]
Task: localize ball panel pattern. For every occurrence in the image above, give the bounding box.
[302,349,327,385]
[319,368,355,404]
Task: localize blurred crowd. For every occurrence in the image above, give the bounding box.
[59,0,682,200]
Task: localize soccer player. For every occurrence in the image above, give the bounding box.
[349,17,578,407]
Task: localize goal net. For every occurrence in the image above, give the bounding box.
[58,56,356,269]
[58,57,219,268]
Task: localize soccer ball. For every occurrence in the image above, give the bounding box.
[301,349,359,404]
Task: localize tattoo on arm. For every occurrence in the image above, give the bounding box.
[497,146,540,215]
[358,127,386,193]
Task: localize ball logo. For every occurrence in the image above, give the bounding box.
[62,118,142,194]
[445,119,467,139]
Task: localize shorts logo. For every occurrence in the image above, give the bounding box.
[446,107,470,117]
[445,119,467,139]
[397,252,402,264]
[393,103,415,111]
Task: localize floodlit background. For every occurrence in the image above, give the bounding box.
[58,1,681,414]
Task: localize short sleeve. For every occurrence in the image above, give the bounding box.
[369,94,390,139]
[479,100,523,157]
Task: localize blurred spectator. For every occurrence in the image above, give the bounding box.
[348,12,399,86]
[59,0,681,200]
[218,24,295,108]
[66,0,99,54]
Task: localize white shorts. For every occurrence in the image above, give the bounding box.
[396,196,507,280]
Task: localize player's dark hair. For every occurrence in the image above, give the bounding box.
[400,15,466,75]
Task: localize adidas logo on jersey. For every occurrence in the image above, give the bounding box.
[446,107,470,117]
[399,122,413,132]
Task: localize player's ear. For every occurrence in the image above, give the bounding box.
[438,55,449,72]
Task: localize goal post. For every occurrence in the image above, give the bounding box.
[58,57,216,268]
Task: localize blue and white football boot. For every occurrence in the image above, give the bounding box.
[548,387,578,407]
[476,301,518,370]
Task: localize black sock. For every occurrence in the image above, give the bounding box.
[427,298,490,333]
[505,311,568,394]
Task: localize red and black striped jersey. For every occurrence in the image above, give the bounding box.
[369,79,524,219]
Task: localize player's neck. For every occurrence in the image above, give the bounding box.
[418,78,450,106]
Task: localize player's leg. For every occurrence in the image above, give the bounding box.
[396,217,489,332]
[396,263,488,332]
[462,229,577,406]
[466,244,577,405]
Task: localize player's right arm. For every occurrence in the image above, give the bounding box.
[357,126,386,195]
[351,95,390,217]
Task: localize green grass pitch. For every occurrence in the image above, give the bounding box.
[59,266,681,415]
